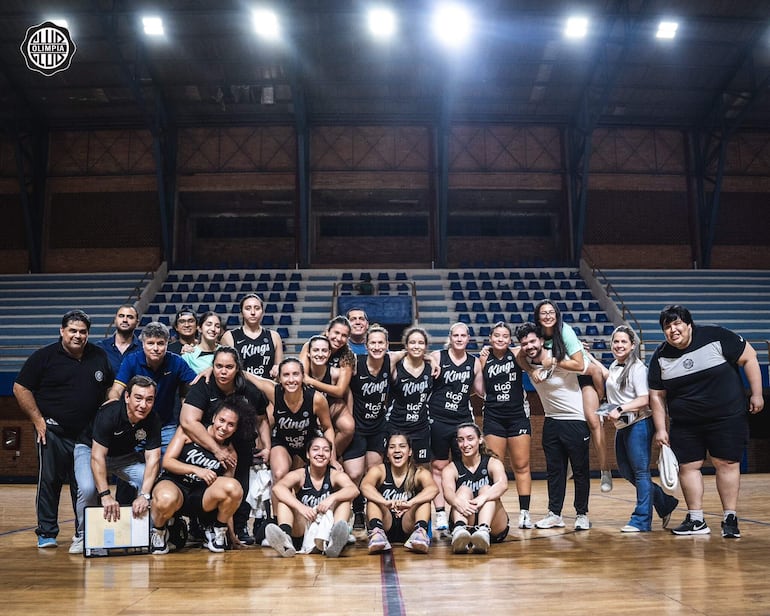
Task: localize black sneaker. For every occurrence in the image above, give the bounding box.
[237,525,256,546]
[671,514,711,535]
[721,514,741,538]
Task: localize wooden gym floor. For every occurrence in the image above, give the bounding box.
[1,475,769,616]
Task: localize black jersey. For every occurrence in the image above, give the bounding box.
[230,326,277,378]
[350,354,390,435]
[482,350,527,420]
[378,462,420,502]
[167,440,227,486]
[386,360,433,432]
[428,350,476,424]
[297,467,333,509]
[272,385,319,453]
[454,455,492,497]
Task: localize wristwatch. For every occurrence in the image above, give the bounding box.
[139,492,152,502]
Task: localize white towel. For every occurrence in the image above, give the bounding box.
[300,509,334,554]
[245,465,272,519]
[658,444,679,495]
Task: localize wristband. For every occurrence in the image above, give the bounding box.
[98,489,110,498]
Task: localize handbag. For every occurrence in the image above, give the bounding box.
[658,444,679,494]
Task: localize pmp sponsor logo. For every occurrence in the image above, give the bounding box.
[21,22,76,76]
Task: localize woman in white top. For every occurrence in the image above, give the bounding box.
[602,325,679,532]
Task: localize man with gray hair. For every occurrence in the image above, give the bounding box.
[107,321,196,448]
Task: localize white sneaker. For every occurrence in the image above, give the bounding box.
[535,511,565,529]
[68,534,83,554]
[518,510,533,529]
[206,525,228,552]
[325,520,350,558]
[600,471,613,493]
[469,526,490,554]
[575,514,591,531]
[265,523,296,557]
[435,510,449,531]
[451,525,472,553]
[150,527,169,555]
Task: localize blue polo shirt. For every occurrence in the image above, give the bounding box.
[115,350,197,427]
[96,333,141,374]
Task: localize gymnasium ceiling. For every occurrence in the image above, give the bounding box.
[0,0,769,132]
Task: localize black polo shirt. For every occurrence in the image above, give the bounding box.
[84,398,161,455]
[15,341,114,437]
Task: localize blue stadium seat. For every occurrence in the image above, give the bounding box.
[588,302,601,311]
[528,281,541,290]
[214,304,227,314]
[481,281,493,291]
[455,302,468,312]
[282,303,295,313]
[395,272,407,280]
[471,302,484,313]
[272,282,285,291]
[581,291,593,300]
[259,273,271,281]
[500,291,513,301]
[378,283,391,293]
[475,313,489,324]
[265,303,277,313]
[560,281,572,290]
[493,271,505,280]
[484,291,498,301]
[224,283,237,293]
[549,291,562,301]
[285,292,298,302]
[479,326,491,337]
[202,293,215,303]
[277,327,290,338]
[524,272,535,280]
[510,313,523,324]
[288,282,300,291]
[572,326,582,336]
[596,313,609,323]
[522,302,534,313]
[192,283,205,293]
[554,271,566,280]
[219,294,232,303]
[478,272,490,280]
[241,283,254,292]
[578,313,591,323]
[161,283,173,293]
[467,291,481,301]
[563,313,575,323]
[459,314,471,324]
[603,325,615,335]
[448,272,460,280]
[177,283,189,293]
[182,274,194,283]
[167,274,179,283]
[397,284,409,294]
[163,305,177,314]
[539,271,552,279]
[488,302,502,313]
[275,273,287,281]
[517,291,530,301]
[290,272,302,281]
[147,305,160,314]
[557,302,568,312]
[450,281,462,291]
[140,316,152,326]
[154,294,167,304]
[465,281,478,291]
[186,293,199,303]
[255,283,267,292]
[341,272,353,281]
[262,315,275,326]
[452,292,465,301]
[279,315,293,326]
[227,273,240,282]
[462,272,475,280]
[492,313,504,323]
[197,304,210,314]
[533,292,545,300]
[268,292,281,302]
[593,340,607,350]
[544,280,556,289]
[585,325,599,336]
[505,302,519,312]
[513,281,525,290]
[571,302,585,312]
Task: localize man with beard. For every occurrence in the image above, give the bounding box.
[96,304,141,376]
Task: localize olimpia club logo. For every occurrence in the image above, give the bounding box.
[20,22,76,76]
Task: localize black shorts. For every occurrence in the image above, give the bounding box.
[577,374,593,388]
[491,523,510,544]
[160,476,218,525]
[483,413,531,439]
[670,414,749,464]
[343,430,387,461]
[272,438,308,463]
[385,514,410,544]
[430,419,467,461]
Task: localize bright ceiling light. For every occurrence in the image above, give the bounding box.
[253,9,280,41]
[431,3,472,49]
[142,16,164,37]
[656,21,678,39]
[564,16,588,39]
[368,7,397,39]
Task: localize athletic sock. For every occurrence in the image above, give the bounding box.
[452,521,466,531]
[214,519,228,528]
[723,510,736,521]
[435,506,445,513]
[519,495,531,511]
[279,523,293,535]
[368,518,384,531]
[414,520,428,531]
[688,510,704,522]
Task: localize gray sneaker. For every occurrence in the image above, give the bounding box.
[68,534,84,554]
[325,520,350,558]
[265,523,296,557]
[470,526,491,553]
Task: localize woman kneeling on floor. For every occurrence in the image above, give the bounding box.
[360,432,439,554]
[442,422,510,554]
[264,434,359,558]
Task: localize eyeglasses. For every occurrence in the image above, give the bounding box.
[539,310,557,317]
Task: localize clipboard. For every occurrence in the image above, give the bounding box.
[84,505,151,557]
